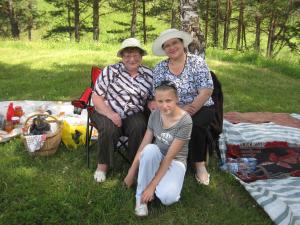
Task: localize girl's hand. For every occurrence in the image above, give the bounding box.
[141,185,156,203]
[123,170,135,188]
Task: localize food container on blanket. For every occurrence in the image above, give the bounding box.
[240,158,257,173]
[225,158,257,174]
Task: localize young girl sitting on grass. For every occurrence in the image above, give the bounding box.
[124,80,192,217]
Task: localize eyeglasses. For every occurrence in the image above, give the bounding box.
[122,53,141,60]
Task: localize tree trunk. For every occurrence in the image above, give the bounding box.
[74,0,80,42]
[27,0,33,41]
[171,0,176,28]
[180,0,205,57]
[223,0,232,49]
[130,0,138,37]
[213,0,220,47]
[242,22,247,50]
[266,11,276,57]
[236,0,244,51]
[8,0,20,39]
[67,2,72,41]
[254,13,261,53]
[142,0,146,44]
[204,0,209,44]
[93,0,100,41]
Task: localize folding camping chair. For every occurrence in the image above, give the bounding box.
[71,66,130,167]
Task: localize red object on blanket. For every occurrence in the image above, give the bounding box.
[226,142,300,182]
[6,102,14,121]
[291,170,300,177]
[224,112,300,129]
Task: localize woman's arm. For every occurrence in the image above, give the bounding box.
[183,88,213,116]
[92,93,122,127]
[124,129,154,187]
[141,138,186,203]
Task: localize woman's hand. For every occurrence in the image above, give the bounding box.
[147,100,157,111]
[107,112,122,127]
[141,184,156,203]
[183,104,198,116]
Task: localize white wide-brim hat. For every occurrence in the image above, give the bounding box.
[152,29,193,56]
[117,38,147,57]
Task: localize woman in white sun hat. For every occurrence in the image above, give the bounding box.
[151,28,215,186]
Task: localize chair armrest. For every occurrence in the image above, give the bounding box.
[71,87,93,114]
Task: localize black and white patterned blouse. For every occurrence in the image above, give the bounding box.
[153,53,214,107]
[94,62,153,119]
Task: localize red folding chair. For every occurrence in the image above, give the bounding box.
[72,66,130,167]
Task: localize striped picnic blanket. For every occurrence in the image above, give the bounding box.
[219,119,300,165]
[219,114,300,225]
[239,177,300,225]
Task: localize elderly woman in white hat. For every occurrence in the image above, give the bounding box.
[91,38,153,183]
[151,29,215,186]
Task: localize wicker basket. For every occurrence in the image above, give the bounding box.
[22,114,62,156]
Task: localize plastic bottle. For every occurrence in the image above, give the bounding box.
[6,102,14,121]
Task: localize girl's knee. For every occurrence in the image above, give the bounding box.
[157,191,180,206]
[141,144,160,158]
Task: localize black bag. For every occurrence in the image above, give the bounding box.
[207,71,224,159]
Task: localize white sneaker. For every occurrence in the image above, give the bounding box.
[135,200,148,217]
[94,170,106,183]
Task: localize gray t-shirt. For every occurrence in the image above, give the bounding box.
[148,110,193,167]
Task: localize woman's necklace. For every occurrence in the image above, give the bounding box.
[168,54,187,76]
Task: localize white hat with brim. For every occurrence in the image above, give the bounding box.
[117,38,147,57]
[152,29,193,56]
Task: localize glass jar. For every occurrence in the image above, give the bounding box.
[4,120,14,133]
[11,116,20,126]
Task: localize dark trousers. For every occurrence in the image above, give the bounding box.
[91,111,147,166]
[188,106,215,163]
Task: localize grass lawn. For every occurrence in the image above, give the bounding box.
[0,40,300,225]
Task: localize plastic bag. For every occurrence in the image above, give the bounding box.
[62,117,86,149]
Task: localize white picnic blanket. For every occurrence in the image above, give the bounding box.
[0,101,87,143]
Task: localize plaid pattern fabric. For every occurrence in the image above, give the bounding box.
[24,134,46,152]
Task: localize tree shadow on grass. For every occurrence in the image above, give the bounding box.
[0,62,107,101]
[0,58,161,101]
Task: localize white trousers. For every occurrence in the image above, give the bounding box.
[135,144,186,206]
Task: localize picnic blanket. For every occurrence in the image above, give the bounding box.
[240,177,300,225]
[220,112,300,225]
[219,118,300,172]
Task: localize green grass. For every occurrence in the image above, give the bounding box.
[0,40,299,225]
[0,140,273,225]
